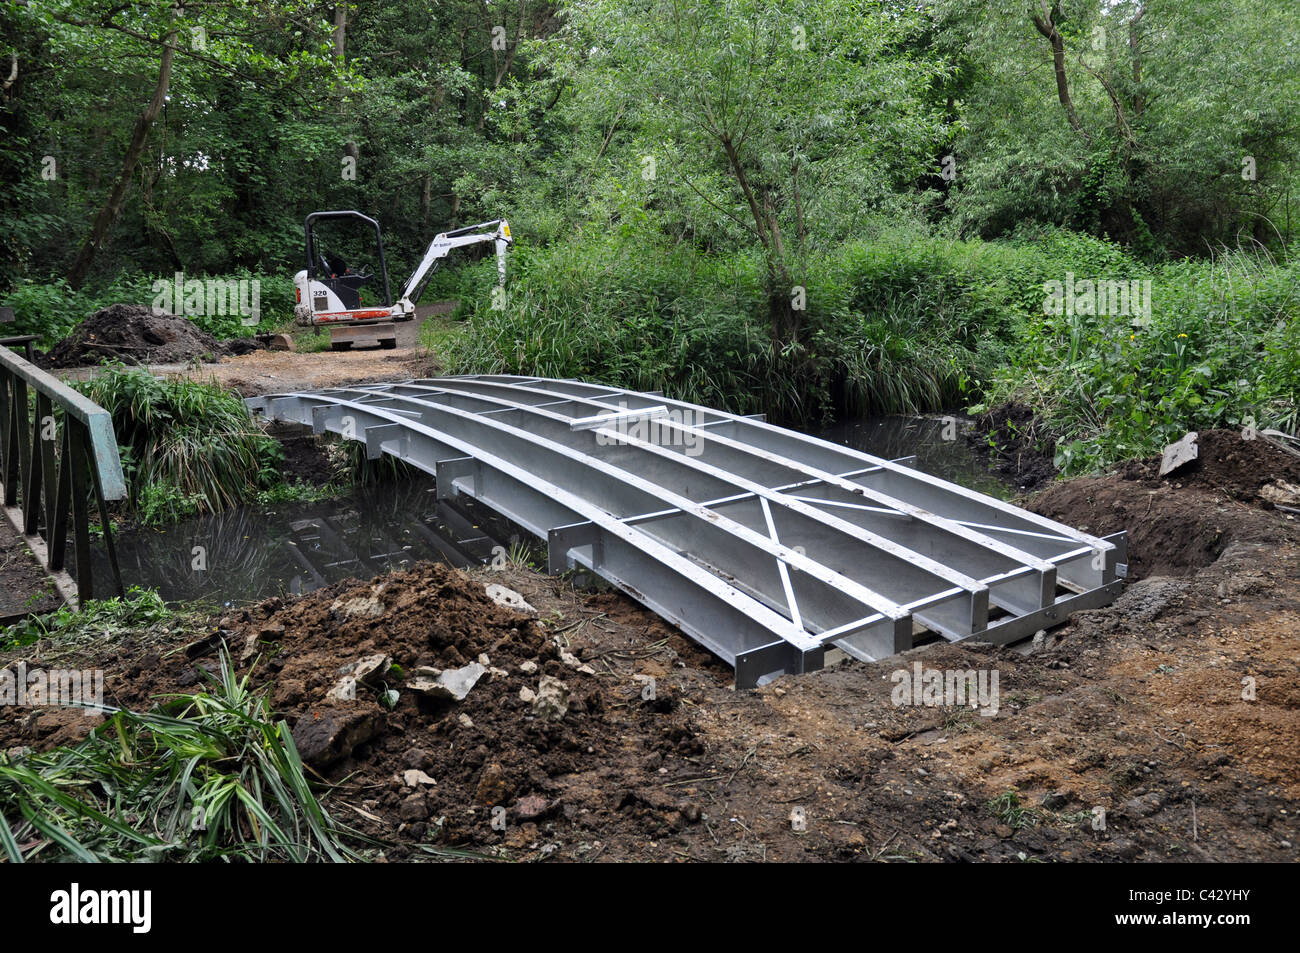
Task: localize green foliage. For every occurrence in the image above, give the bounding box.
[253,480,341,506]
[981,243,1300,473]
[934,0,1300,255]
[0,271,295,348]
[452,231,1000,422]
[0,652,356,862]
[74,368,284,521]
[2,587,172,650]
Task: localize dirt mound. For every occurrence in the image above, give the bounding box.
[970,401,1057,490]
[1117,428,1300,503]
[264,421,336,486]
[1028,429,1300,579]
[1,563,707,858]
[44,304,229,367]
[220,565,613,845]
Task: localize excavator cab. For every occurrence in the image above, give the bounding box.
[293,210,511,350]
[296,210,394,324]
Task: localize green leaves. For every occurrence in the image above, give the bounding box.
[74,368,285,521]
[0,651,358,862]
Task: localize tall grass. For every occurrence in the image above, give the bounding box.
[74,367,283,521]
[0,653,356,862]
[449,233,1004,423]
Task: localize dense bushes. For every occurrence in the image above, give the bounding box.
[1,271,297,348]
[982,244,1300,473]
[451,227,1298,471]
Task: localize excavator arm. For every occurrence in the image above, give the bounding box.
[395,219,512,316]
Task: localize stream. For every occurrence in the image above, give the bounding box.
[93,413,1010,605]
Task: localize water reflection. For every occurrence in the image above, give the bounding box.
[812,414,1014,500]
[93,478,511,605]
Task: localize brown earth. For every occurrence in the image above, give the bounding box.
[51,304,454,396]
[970,401,1059,491]
[42,304,232,368]
[2,429,1298,861]
[0,521,63,622]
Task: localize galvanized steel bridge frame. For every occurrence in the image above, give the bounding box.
[248,376,1125,688]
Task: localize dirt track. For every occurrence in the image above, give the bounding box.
[53,304,455,397]
[3,430,1297,861]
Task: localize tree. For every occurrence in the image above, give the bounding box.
[554,0,949,342]
[16,0,338,287]
[935,0,1300,254]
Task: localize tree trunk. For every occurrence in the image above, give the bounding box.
[719,134,801,342]
[335,5,359,163]
[67,20,178,289]
[333,3,348,63]
[1031,3,1084,137]
[764,193,798,343]
[1129,4,1146,117]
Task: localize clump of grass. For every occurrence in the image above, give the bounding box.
[987,789,1042,830]
[0,652,356,862]
[74,366,284,521]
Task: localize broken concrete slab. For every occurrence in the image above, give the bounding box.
[1159,431,1199,476]
[533,675,570,720]
[405,661,486,702]
[331,593,386,619]
[559,646,597,675]
[325,675,358,702]
[401,769,437,788]
[338,653,391,686]
[485,584,535,613]
[1260,480,1300,507]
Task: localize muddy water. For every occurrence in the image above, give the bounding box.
[91,479,516,606]
[97,413,1008,604]
[813,413,1014,500]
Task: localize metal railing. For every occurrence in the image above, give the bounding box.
[0,345,125,604]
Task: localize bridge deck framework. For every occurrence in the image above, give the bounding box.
[248,376,1125,688]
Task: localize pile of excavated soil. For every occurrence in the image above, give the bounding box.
[1116,429,1300,503]
[1029,429,1300,579]
[44,304,230,367]
[1,563,707,858]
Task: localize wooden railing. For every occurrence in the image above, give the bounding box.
[0,345,125,604]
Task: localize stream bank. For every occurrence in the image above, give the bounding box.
[2,430,1297,861]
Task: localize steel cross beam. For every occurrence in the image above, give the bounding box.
[248,376,1126,687]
